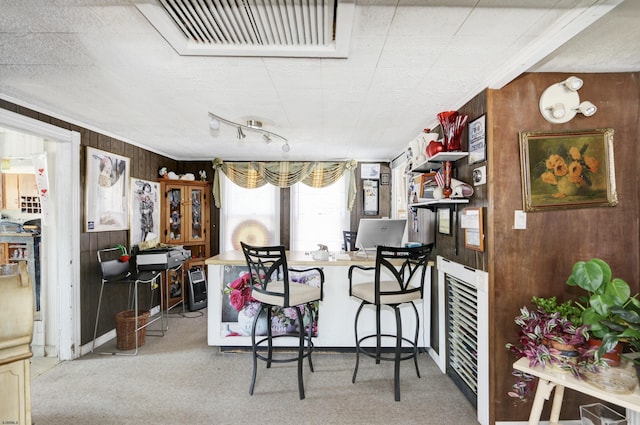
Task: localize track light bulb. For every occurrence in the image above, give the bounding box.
[550,103,566,119]
[209,118,220,130]
[237,127,246,140]
[563,76,583,91]
[263,133,272,144]
[578,101,597,116]
[282,142,290,152]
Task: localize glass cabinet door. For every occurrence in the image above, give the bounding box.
[189,187,203,241]
[167,186,183,242]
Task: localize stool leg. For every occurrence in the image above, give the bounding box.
[266,308,273,369]
[375,304,382,364]
[133,281,139,355]
[411,301,421,378]
[296,305,305,400]
[156,273,165,331]
[148,274,165,336]
[305,302,314,373]
[394,306,402,402]
[352,302,365,384]
[92,281,106,352]
[249,304,263,396]
[127,282,134,310]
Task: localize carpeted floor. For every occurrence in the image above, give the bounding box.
[31,309,479,425]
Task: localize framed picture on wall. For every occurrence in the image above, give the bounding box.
[468,114,486,164]
[129,178,160,247]
[519,128,618,212]
[437,207,451,235]
[461,207,484,251]
[361,163,380,179]
[85,147,130,232]
[363,179,379,216]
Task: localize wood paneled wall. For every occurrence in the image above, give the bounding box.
[408,73,640,423]
[488,72,640,423]
[433,91,489,267]
[348,162,392,230]
[0,99,217,345]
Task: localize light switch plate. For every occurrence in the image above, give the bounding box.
[473,165,486,186]
[514,210,527,229]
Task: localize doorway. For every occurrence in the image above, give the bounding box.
[0,108,81,361]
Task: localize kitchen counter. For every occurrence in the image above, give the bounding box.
[206,250,432,349]
[205,249,378,267]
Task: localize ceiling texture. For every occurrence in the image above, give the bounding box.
[1,0,639,162]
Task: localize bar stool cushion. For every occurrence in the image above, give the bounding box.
[252,281,322,307]
[350,281,421,305]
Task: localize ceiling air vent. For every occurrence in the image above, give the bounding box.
[135,0,354,58]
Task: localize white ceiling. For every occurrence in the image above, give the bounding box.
[1,0,639,162]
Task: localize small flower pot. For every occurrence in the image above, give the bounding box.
[119,255,130,262]
[550,341,576,352]
[588,338,623,367]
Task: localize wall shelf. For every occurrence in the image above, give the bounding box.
[409,198,469,209]
[412,152,469,172]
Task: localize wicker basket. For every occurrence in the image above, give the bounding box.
[115,309,150,350]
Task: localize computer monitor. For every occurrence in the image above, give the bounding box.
[354,218,407,252]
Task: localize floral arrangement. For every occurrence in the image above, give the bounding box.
[223,270,321,337]
[536,143,599,198]
[223,272,256,312]
[271,306,302,333]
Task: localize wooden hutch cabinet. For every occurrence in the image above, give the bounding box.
[158,179,210,309]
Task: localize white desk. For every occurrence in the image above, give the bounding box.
[513,357,640,425]
[206,250,432,348]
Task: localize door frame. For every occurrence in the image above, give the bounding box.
[0,108,81,360]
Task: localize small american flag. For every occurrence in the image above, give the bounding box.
[434,169,444,187]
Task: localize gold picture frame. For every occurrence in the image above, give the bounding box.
[519,128,618,212]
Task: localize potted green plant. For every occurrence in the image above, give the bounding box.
[116,244,130,262]
[567,258,640,366]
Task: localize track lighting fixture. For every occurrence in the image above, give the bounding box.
[563,76,583,91]
[577,101,597,116]
[539,76,597,123]
[208,112,290,152]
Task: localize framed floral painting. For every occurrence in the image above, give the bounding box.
[519,128,618,212]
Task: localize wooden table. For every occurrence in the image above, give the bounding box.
[513,357,640,424]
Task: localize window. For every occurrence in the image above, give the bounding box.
[290,175,350,251]
[219,173,279,252]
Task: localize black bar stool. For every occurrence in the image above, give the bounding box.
[92,247,164,355]
[348,243,433,401]
[241,242,324,400]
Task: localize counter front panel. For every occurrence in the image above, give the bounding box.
[206,250,431,349]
